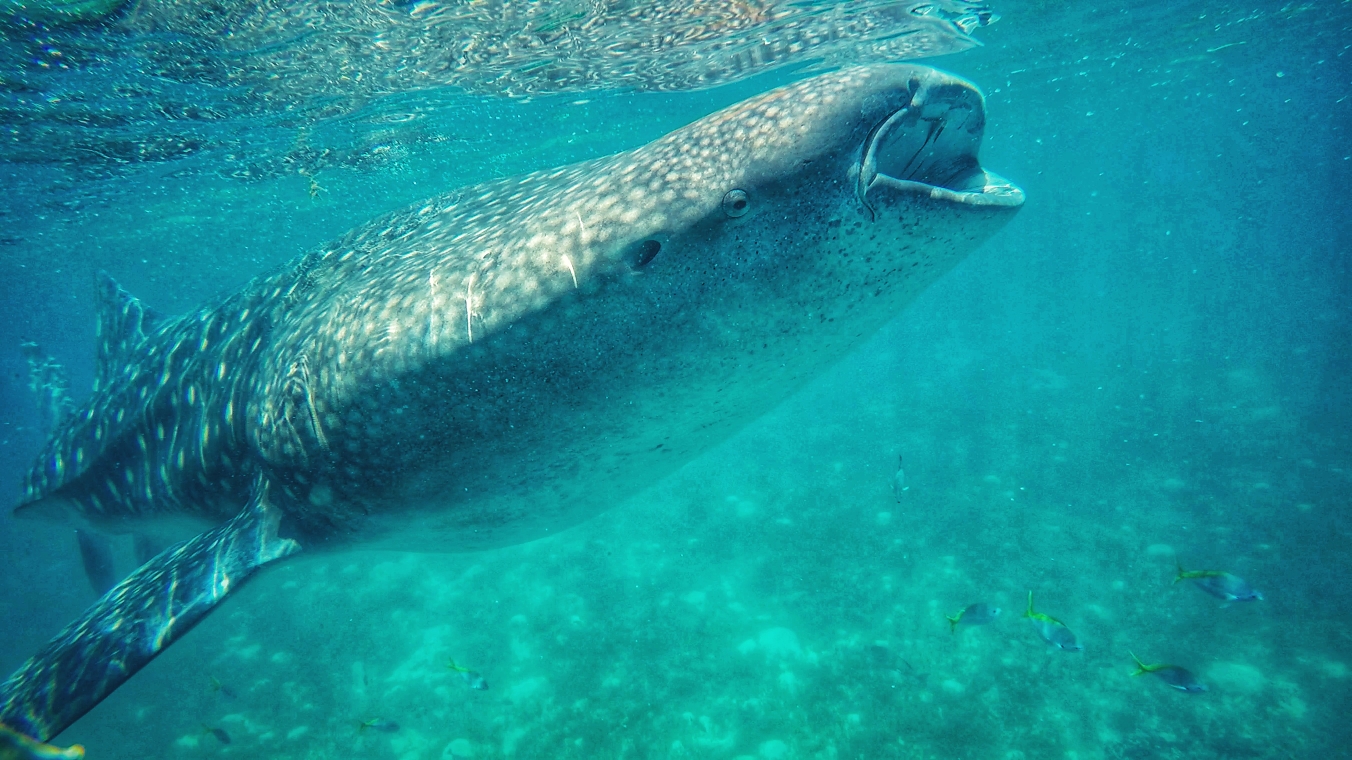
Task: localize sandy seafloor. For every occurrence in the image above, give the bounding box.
[64,355,1350,760]
[1,0,1350,758]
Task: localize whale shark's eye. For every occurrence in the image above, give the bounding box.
[722,189,750,218]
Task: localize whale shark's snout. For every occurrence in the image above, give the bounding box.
[856,70,1024,215]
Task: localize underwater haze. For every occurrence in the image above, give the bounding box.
[2,0,1351,758]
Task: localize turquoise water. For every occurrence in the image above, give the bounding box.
[2,1,1350,758]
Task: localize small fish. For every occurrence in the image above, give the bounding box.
[0,722,85,759]
[896,659,930,688]
[1130,652,1207,693]
[1174,562,1263,603]
[866,643,892,665]
[208,675,238,699]
[946,602,1001,633]
[359,718,400,733]
[1024,591,1082,651]
[447,660,489,690]
[201,726,231,745]
[891,455,907,502]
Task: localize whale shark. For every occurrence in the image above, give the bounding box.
[0,63,1022,744]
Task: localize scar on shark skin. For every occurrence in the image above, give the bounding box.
[562,255,578,289]
[465,274,476,344]
[564,209,587,289]
[428,272,440,338]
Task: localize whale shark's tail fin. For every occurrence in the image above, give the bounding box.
[20,272,174,592]
[0,489,300,743]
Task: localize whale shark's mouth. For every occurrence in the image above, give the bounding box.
[857,77,1024,215]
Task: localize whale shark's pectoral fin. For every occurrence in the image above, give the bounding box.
[0,492,300,742]
[0,722,84,759]
[133,533,164,566]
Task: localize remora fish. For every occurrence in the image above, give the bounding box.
[0,64,1022,744]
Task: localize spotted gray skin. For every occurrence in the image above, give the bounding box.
[5,64,1022,741]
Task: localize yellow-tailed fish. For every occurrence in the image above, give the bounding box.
[447,660,489,690]
[1024,591,1082,651]
[945,602,1001,633]
[1130,651,1207,693]
[1174,561,1263,603]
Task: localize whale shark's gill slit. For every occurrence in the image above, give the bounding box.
[896,119,943,183]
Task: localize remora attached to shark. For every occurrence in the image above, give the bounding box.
[1,64,1022,743]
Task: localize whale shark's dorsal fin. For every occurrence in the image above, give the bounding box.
[94,271,163,393]
[0,487,301,742]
